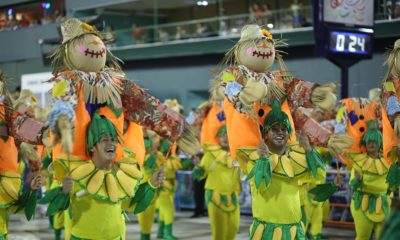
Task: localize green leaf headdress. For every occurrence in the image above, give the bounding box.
[216,125,227,138]
[86,112,120,153]
[144,138,153,150]
[262,99,293,137]
[360,119,382,149]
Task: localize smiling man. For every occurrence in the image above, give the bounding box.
[46,113,165,240]
[236,100,325,240]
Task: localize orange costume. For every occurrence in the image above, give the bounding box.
[334,96,394,163]
[124,120,145,167]
[200,101,226,145]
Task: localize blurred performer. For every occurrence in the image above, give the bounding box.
[0,73,45,239]
[137,131,163,240]
[192,125,240,240]
[329,120,392,240]
[156,99,183,240]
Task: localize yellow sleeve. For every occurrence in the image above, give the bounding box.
[198,152,215,176]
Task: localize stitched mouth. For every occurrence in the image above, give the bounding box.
[84,48,106,58]
[252,50,273,59]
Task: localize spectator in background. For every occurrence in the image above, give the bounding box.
[158,29,170,42]
[18,15,30,28]
[175,26,187,40]
[394,0,400,19]
[51,9,62,22]
[261,3,273,25]
[41,14,52,25]
[132,24,145,44]
[6,15,18,30]
[291,0,305,28]
[249,2,266,25]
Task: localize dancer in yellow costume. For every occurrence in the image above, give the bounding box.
[43,113,165,240]
[156,137,182,240]
[150,99,183,240]
[330,120,391,240]
[301,162,327,240]
[235,100,325,240]
[192,125,240,240]
[0,74,47,239]
[137,131,164,240]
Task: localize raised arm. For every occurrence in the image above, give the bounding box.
[121,79,200,155]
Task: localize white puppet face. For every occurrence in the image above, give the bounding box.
[237,38,275,73]
[66,34,106,72]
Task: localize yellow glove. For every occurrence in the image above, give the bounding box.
[56,115,73,154]
[238,80,267,106]
[177,127,201,156]
[327,133,354,156]
[311,83,337,111]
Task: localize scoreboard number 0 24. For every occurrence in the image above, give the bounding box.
[330,31,370,55]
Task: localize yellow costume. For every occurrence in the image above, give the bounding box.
[237,144,323,240]
[137,151,164,240]
[330,120,391,240]
[301,170,326,240]
[193,143,240,240]
[348,153,390,240]
[299,147,331,240]
[232,99,325,240]
[41,113,156,240]
[156,143,181,240]
[52,153,145,240]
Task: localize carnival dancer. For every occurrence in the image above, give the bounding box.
[43,113,166,239]
[329,120,392,240]
[192,125,240,240]
[236,100,325,240]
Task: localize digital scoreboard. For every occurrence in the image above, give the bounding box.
[314,0,374,59]
[329,31,371,55]
[313,0,374,98]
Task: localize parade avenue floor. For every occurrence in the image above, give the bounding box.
[7,211,355,240]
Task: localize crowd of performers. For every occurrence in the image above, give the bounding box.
[2,18,400,240]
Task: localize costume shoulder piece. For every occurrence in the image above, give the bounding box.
[50,69,124,108]
[54,157,143,203]
[350,153,390,175]
[270,145,308,178]
[0,172,22,207]
[237,145,308,178]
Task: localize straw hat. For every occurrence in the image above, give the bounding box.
[238,24,272,42]
[61,18,99,44]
